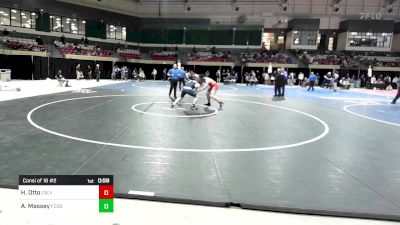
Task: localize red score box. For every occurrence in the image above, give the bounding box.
[99,185,114,199]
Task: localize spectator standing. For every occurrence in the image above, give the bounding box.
[76,64,84,79]
[138,68,145,81]
[216,69,221,83]
[391,79,400,104]
[332,70,339,92]
[298,71,304,85]
[163,68,167,81]
[87,65,92,80]
[287,72,293,86]
[36,36,43,45]
[112,65,119,80]
[360,74,366,88]
[95,64,101,82]
[2,28,9,36]
[262,71,269,85]
[392,76,399,89]
[152,68,157,80]
[275,69,286,97]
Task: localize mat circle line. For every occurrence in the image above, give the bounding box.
[27,94,330,152]
[343,103,400,127]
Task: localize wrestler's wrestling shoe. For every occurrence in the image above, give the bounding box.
[219,102,224,109]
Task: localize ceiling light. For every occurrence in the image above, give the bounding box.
[0,11,4,14]
[280,3,288,11]
[21,12,25,15]
[56,18,61,21]
[3,13,8,16]
[11,16,16,20]
[22,16,27,19]
[50,15,53,18]
[333,4,339,12]
[31,12,35,15]
[82,20,86,24]
[11,9,17,13]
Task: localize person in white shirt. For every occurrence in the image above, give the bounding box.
[290,72,296,86]
[151,68,157,80]
[138,68,145,81]
[332,71,339,92]
[298,72,304,85]
[112,65,120,80]
[340,77,350,89]
[392,76,399,84]
[371,75,376,84]
[76,64,84,80]
[216,69,221,83]
[367,65,372,78]
[262,71,269,85]
[287,72,293,86]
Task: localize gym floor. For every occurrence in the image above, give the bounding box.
[0,81,399,221]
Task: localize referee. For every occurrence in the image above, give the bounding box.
[167,64,180,100]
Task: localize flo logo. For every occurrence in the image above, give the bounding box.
[360,12,382,20]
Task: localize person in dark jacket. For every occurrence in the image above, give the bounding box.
[391,79,400,104]
[95,64,101,82]
[274,69,286,97]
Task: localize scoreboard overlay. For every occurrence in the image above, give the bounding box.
[19,175,114,213]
